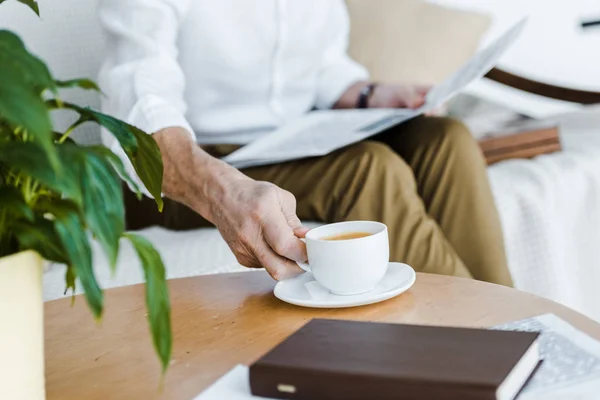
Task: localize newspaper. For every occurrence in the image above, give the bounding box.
[223,19,527,169]
[494,314,600,399]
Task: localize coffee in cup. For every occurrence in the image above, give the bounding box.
[297,221,389,295]
[321,232,372,241]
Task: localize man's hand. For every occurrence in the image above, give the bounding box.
[154,127,308,281]
[369,84,430,109]
[209,176,309,280]
[334,81,431,110]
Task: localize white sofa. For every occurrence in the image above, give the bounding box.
[2,0,599,321]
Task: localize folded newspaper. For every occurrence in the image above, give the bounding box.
[194,313,600,399]
[223,19,527,169]
[495,314,600,399]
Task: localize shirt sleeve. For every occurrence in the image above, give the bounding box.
[314,0,370,110]
[98,0,194,197]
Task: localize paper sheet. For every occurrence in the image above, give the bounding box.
[223,18,527,169]
[191,365,260,400]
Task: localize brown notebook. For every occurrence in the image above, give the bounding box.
[250,319,541,400]
[478,125,561,165]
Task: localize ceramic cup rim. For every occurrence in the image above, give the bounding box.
[305,221,387,242]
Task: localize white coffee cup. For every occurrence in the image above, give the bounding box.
[297,221,389,295]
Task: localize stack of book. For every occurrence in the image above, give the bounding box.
[448,93,562,165]
[478,124,561,165]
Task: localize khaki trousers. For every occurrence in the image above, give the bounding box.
[126,116,513,286]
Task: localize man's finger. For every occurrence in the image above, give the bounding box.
[267,189,309,262]
[395,87,425,109]
[293,226,310,238]
[255,240,304,281]
[278,189,304,228]
[406,94,426,109]
[414,84,432,95]
[262,213,308,263]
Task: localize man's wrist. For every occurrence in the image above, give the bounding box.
[153,126,249,222]
[196,155,250,220]
[333,80,370,109]
[356,83,378,109]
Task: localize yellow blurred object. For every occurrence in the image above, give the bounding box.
[0,251,45,400]
[346,0,491,86]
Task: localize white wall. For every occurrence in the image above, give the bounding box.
[0,0,104,144]
[429,0,600,90]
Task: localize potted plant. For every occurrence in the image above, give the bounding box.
[0,1,172,398]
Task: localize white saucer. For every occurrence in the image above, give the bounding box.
[274,262,416,308]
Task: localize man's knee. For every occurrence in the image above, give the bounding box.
[341,141,416,189]
[327,141,416,218]
[347,141,401,169]
[408,117,484,164]
[421,117,474,147]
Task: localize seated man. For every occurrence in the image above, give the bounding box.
[98,0,513,286]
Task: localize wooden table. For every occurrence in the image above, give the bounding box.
[45,272,600,399]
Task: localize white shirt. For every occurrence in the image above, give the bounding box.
[98,0,369,147]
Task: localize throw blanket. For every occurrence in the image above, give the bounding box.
[489,109,600,322]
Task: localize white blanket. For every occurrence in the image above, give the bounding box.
[489,108,600,321]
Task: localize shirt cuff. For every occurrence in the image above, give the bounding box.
[128,94,195,139]
[315,56,370,109]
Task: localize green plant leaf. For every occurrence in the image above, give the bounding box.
[130,126,164,211]
[53,131,75,144]
[0,62,50,139]
[59,144,125,269]
[49,102,137,154]
[88,145,142,200]
[18,0,39,15]
[16,215,79,299]
[56,78,101,92]
[38,198,103,319]
[0,141,80,202]
[0,30,57,165]
[0,30,54,93]
[124,233,171,372]
[52,102,163,210]
[13,217,68,264]
[57,114,93,144]
[65,266,77,297]
[0,0,40,16]
[0,185,34,222]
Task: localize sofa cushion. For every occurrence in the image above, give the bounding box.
[346,0,491,85]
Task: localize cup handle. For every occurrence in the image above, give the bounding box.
[297,238,311,272]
